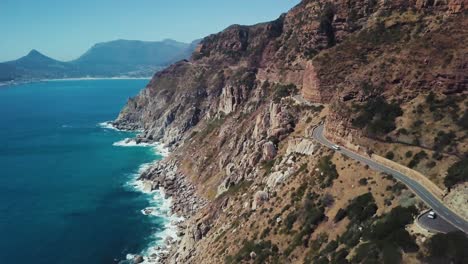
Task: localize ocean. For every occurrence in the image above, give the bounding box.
[0,79,171,263]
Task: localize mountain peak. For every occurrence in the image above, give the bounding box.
[13,49,61,66]
[27,49,43,57]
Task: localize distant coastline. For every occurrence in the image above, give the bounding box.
[0,76,152,88]
[45,76,152,81]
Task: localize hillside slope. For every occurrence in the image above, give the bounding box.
[114,0,467,263]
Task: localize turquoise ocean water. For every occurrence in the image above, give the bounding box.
[0,80,168,263]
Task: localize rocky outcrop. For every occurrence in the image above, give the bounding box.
[287,138,316,155]
[262,141,277,160]
[114,0,467,262]
[139,160,207,217]
[252,190,269,210]
[132,255,144,264]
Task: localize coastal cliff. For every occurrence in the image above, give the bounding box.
[115,0,467,263]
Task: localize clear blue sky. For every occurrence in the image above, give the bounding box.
[0,0,300,62]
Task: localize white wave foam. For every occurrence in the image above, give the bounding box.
[98,121,121,131]
[124,162,184,263]
[124,163,154,194]
[113,138,153,147]
[113,138,169,157]
[0,81,14,87]
[139,192,184,263]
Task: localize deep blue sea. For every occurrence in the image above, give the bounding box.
[0,80,167,264]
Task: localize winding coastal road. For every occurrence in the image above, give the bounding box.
[312,124,468,234]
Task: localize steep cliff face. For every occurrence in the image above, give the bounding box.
[115,0,467,263]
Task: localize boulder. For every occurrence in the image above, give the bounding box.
[142,180,153,193]
[286,138,316,155]
[266,168,294,188]
[133,255,144,264]
[262,141,277,160]
[252,191,269,210]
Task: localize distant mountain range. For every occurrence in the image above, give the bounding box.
[0,39,199,83]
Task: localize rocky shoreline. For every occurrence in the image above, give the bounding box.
[111,119,207,263]
[139,160,207,218]
[132,155,207,263]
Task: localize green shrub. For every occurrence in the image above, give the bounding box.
[358,21,404,45]
[260,227,271,239]
[408,151,428,168]
[391,182,407,195]
[313,256,330,264]
[352,96,403,136]
[458,110,468,129]
[388,228,419,252]
[444,158,468,189]
[344,206,419,263]
[284,205,325,256]
[352,242,380,263]
[358,178,368,186]
[434,130,456,152]
[382,243,402,264]
[340,224,363,248]
[261,159,275,175]
[426,231,468,263]
[412,120,424,128]
[385,151,395,160]
[426,91,436,104]
[222,181,252,198]
[284,212,298,231]
[366,206,417,242]
[225,240,279,264]
[334,208,347,223]
[316,156,339,188]
[426,93,461,120]
[397,128,408,135]
[432,151,443,160]
[425,160,436,168]
[273,83,297,103]
[330,248,349,264]
[346,192,377,223]
[291,182,308,203]
[319,3,336,47]
[321,240,338,255]
[321,193,335,207]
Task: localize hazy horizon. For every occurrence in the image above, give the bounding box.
[0,0,300,62]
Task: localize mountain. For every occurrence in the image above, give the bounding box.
[4,50,76,79]
[11,49,67,69]
[0,39,199,82]
[113,0,467,263]
[0,63,17,82]
[70,39,194,76]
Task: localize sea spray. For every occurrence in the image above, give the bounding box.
[124,164,183,263]
[98,121,122,131]
[107,126,178,263]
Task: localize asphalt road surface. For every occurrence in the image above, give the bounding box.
[312,124,468,234]
[418,210,459,233]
